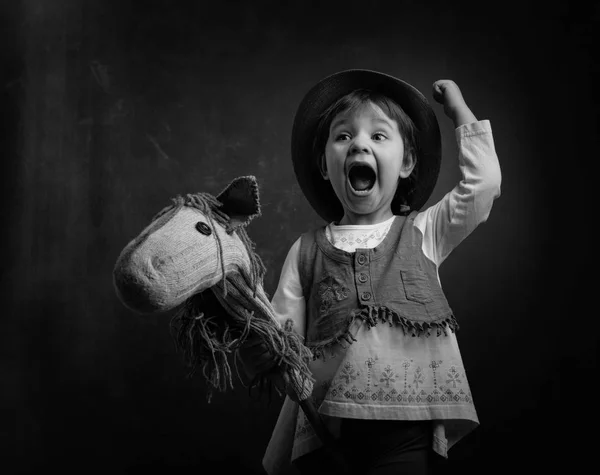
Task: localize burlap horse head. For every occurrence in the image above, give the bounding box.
[113,176,313,401]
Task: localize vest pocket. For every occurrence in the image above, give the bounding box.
[400,269,433,304]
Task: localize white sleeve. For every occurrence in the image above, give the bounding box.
[415,120,502,267]
[270,237,306,337]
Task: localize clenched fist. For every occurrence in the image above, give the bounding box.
[432,79,477,126]
[237,335,310,403]
[238,335,279,377]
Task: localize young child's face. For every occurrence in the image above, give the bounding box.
[322,102,414,225]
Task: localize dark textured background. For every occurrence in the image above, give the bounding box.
[1,0,597,473]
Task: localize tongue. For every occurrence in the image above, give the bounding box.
[351,176,374,191]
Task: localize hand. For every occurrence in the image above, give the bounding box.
[432,79,477,126]
[432,79,466,112]
[237,335,279,377]
[238,338,312,403]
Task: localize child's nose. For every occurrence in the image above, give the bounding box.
[349,135,371,155]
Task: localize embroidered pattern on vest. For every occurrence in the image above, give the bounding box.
[317,275,350,316]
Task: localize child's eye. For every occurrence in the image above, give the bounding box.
[334,132,351,141]
[372,133,387,141]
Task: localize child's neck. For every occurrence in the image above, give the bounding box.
[338,209,395,226]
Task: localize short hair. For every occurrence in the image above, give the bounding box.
[312,88,419,208]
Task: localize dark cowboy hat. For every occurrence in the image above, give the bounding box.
[291,69,442,223]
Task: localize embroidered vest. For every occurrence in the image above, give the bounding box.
[297,212,458,359]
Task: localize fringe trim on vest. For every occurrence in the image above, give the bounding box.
[308,305,460,360]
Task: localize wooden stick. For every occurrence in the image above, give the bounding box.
[283,372,352,475]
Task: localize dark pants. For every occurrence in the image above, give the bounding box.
[294,419,442,475]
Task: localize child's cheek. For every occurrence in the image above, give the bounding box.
[327,141,347,159]
[325,149,345,175]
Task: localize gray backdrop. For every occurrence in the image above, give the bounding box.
[2,0,597,473]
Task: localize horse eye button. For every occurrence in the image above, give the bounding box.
[195,222,212,235]
[358,273,368,283]
[357,255,366,265]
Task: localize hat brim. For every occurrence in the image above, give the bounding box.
[291,69,442,223]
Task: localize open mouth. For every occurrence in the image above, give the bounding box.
[348,163,376,193]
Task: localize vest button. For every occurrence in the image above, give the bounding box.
[358,273,368,283]
[361,292,372,301]
[357,255,367,265]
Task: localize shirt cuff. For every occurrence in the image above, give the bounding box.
[455,119,492,139]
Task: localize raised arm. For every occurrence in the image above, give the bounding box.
[416,80,502,267]
[433,79,478,127]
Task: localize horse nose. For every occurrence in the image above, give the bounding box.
[113,253,165,314]
[150,254,169,271]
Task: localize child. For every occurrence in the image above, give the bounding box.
[241,69,501,475]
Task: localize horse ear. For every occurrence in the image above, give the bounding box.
[216,175,261,228]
